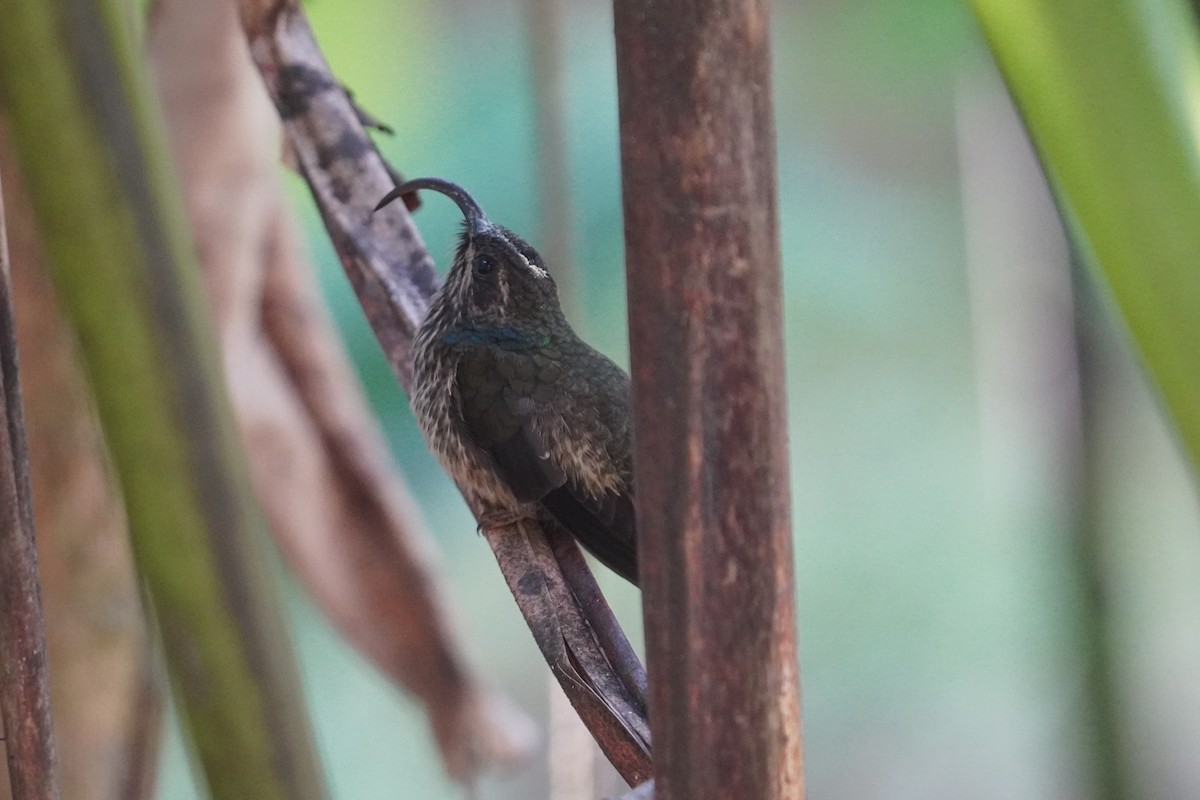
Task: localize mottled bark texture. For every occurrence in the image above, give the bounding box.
[613,0,805,798]
[148,0,534,780]
[0,122,155,800]
[0,155,62,800]
[239,0,653,784]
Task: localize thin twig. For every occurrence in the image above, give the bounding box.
[239,0,652,784]
[0,162,62,800]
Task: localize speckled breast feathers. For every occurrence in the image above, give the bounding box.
[380,177,639,584]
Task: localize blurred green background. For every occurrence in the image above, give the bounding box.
[157,0,1200,797]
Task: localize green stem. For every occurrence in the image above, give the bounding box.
[970,0,1200,477]
[0,3,327,798]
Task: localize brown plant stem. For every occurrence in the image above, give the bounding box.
[239,0,652,785]
[549,529,648,707]
[483,522,651,783]
[1,117,152,800]
[614,0,806,797]
[0,162,62,800]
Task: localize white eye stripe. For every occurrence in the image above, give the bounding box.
[521,253,550,279]
[496,234,550,279]
[466,235,551,281]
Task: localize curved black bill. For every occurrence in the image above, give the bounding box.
[374,177,492,235]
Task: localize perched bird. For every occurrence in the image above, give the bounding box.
[375,178,639,585]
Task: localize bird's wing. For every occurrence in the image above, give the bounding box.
[542,484,638,584]
[539,351,638,583]
[456,343,567,503]
[455,341,639,584]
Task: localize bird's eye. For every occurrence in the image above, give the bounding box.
[474,254,496,276]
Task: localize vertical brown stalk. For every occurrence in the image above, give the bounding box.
[1,119,153,800]
[613,1,804,798]
[0,170,62,800]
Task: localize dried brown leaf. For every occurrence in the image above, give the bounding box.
[147,0,534,780]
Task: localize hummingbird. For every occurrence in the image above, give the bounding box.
[375,178,639,585]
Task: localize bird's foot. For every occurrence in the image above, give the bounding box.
[476,507,535,535]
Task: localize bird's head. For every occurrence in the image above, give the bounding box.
[376,177,561,328]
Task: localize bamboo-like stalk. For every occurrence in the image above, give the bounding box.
[0,3,327,799]
[613,0,805,797]
[970,0,1200,477]
[0,165,62,800]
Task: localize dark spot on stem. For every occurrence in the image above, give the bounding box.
[277,64,336,119]
[517,568,545,596]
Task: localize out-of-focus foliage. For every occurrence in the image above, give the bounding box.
[155,0,1200,797]
[0,0,328,797]
[972,0,1200,475]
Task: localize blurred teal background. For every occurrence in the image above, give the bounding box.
[158,0,1200,797]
